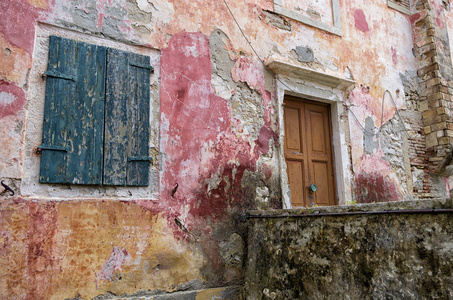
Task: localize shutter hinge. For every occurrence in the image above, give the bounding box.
[42,70,76,81]
[38,144,69,152]
[129,62,154,72]
[128,156,153,163]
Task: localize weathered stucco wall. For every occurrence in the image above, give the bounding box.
[245,199,453,299]
[1,0,453,298]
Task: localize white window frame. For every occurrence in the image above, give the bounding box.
[273,0,342,36]
[387,0,411,15]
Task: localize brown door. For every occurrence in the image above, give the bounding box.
[284,96,336,207]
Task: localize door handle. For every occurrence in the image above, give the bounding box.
[308,184,317,193]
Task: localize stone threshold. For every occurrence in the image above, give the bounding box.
[88,285,242,300]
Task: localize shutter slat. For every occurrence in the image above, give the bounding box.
[39,36,76,183]
[127,53,151,186]
[104,49,129,185]
[66,41,106,185]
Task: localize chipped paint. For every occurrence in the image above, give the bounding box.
[96,246,130,287]
[354,151,402,203]
[0,80,26,119]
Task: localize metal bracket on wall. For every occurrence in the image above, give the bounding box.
[42,70,76,81]
[128,156,154,164]
[129,62,154,72]
[1,180,14,196]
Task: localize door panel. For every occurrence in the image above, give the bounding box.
[284,107,302,153]
[312,161,330,206]
[284,97,336,207]
[286,160,306,206]
[309,111,326,153]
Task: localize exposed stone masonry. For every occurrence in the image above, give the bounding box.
[400,72,432,196]
[413,0,453,175]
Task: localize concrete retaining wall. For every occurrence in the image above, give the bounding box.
[245,199,453,299]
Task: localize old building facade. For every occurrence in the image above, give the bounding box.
[1,0,453,298]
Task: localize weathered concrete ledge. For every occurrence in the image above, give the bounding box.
[247,197,452,218]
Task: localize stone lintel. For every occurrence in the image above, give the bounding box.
[267,60,356,90]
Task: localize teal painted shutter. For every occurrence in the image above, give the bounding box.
[40,36,75,183]
[40,36,106,184]
[104,49,151,186]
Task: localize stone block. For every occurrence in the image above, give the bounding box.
[422,109,437,119]
[427,29,436,36]
[432,122,447,131]
[437,130,445,138]
[428,92,443,102]
[440,100,450,107]
[445,165,453,176]
[424,63,439,75]
[419,100,429,112]
[439,86,449,93]
[424,49,438,59]
[439,137,450,144]
[423,34,435,44]
[442,115,452,122]
[418,57,433,69]
[424,126,432,134]
[437,107,446,114]
[429,156,444,162]
[425,132,439,148]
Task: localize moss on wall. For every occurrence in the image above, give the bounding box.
[245,200,453,299]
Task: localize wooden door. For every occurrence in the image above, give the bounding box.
[284,96,336,207]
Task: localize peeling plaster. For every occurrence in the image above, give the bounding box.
[0,80,26,119]
[96,246,130,287]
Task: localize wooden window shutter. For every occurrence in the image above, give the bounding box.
[40,36,107,185]
[103,49,151,186]
[40,36,151,186]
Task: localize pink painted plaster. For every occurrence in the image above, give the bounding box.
[0,0,45,54]
[354,9,370,32]
[354,151,402,203]
[159,32,277,224]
